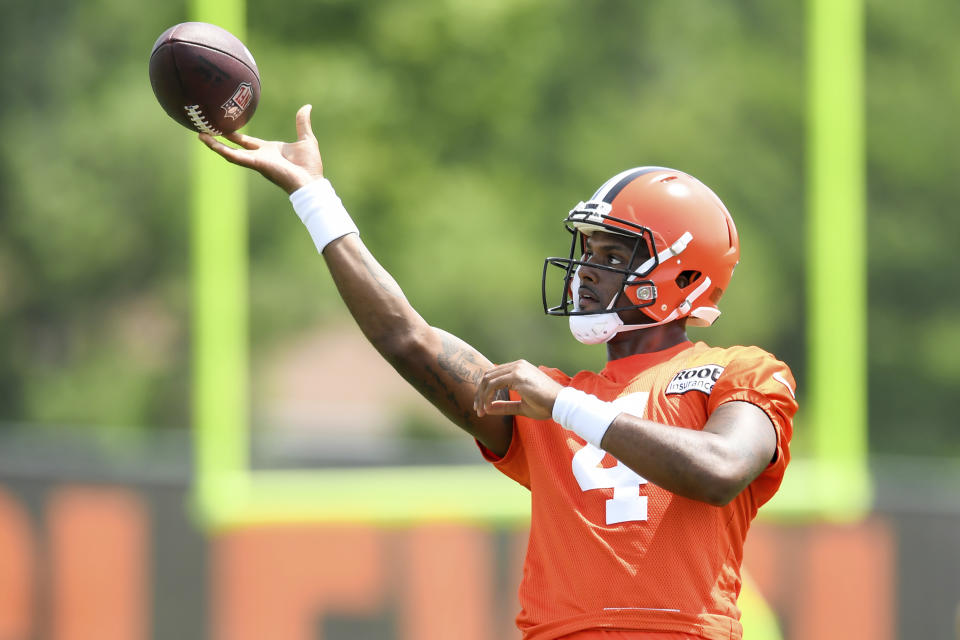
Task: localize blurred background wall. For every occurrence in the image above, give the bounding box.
[0,0,958,638]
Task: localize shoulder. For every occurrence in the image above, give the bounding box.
[682,343,793,381]
[715,344,794,391]
[699,343,798,426]
[691,342,784,364]
[648,342,796,412]
[685,342,793,387]
[636,342,786,380]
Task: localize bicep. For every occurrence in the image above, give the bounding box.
[704,401,778,484]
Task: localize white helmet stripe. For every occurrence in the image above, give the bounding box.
[590,168,644,201]
[590,166,668,203]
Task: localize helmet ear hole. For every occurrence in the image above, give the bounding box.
[676,270,702,289]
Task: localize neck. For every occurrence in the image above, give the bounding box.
[605,319,689,361]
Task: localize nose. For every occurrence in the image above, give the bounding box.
[578,260,601,285]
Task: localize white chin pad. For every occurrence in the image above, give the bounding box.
[569,313,624,344]
[568,268,625,344]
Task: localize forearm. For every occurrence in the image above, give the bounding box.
[322,233,430,350]
[551,388,774,506]
[600,418,745,506]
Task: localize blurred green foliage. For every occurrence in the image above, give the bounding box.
[0,0,956,455]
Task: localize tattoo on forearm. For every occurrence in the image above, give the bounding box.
[358,251,406,298]
[402,359,471,425]
[426,364,473,425]
[437,334,484,385]
[388,351,512,434]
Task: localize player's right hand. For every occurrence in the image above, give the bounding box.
[199,104,325,194]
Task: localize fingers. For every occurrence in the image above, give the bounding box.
[296,104,315,141]
[224,131,263,149]
[474,360,560,421]
[474,362,521,417]
[479,399,523,417]
[198,133,253,167]
[474,367,502,417]
[198,132,235,155]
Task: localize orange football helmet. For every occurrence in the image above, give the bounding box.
[542,167,740,344]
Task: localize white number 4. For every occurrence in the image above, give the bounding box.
[571,392,650,525]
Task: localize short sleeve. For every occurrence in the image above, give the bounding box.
[476,412,531,489]
[708,349,798,506]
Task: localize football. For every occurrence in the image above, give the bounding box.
[149,22,260,136]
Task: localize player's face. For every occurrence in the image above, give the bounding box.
[576,231,650,323]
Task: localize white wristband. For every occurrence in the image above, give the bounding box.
[551,387,621,449]
[289,178,359,253]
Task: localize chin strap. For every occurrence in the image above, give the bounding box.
[567,271,717,345]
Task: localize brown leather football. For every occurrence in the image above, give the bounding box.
[149,22,260,136]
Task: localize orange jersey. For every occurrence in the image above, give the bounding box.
[478,341,797,640]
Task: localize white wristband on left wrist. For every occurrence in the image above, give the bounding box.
[289,178,359,253]
[551,387,621,449]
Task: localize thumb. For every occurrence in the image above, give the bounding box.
[295,104,315,141]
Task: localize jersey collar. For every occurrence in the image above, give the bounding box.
[601,340,694,383]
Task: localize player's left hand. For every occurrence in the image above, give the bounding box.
[474,360,563,421]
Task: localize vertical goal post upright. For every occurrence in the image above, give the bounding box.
[777,0,872,520]
[189,0,250,520]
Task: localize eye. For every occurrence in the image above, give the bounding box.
[608,255,624,266]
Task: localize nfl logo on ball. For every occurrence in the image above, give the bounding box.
[222,82,253,120]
